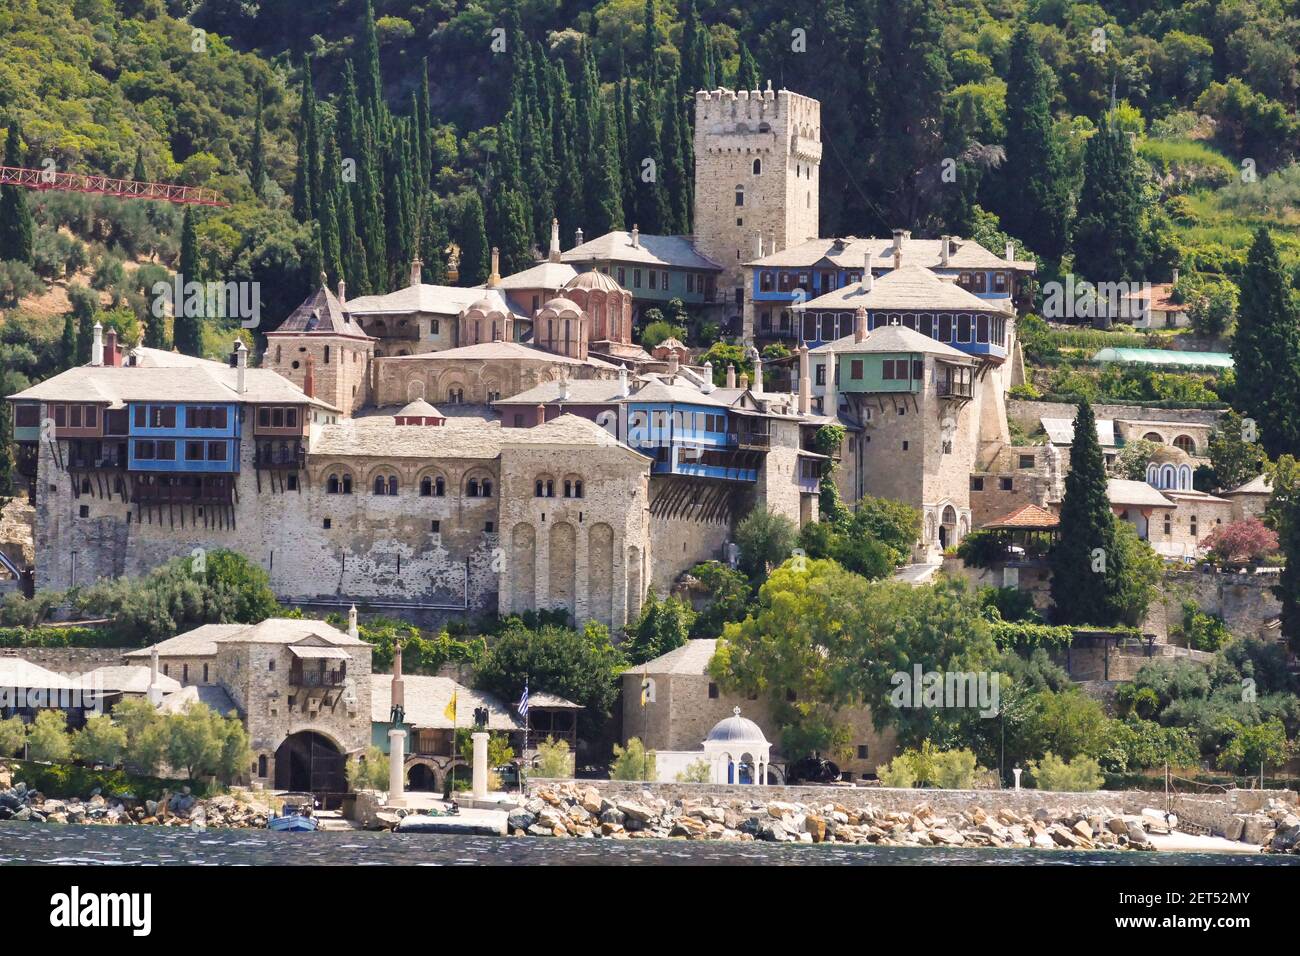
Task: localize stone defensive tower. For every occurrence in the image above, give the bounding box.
[692,86,822,331]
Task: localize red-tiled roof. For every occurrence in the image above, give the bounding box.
[983,503,1060,530]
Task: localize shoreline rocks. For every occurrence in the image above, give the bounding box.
[0,781,269,830]
[503,783,1292,853]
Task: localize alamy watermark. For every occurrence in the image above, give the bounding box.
[890,665,1000,718]
[1041,275,1152,323]
[152,274,261,329]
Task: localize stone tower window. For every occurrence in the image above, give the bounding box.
[735,185,744,206]
[752,158,762,175]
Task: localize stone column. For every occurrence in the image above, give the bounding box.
[388,729,407,807]
[471,731,490,799]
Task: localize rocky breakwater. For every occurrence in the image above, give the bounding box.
[1224,798,1300,855]
[510,783,1170,851]
[0,781,269,829]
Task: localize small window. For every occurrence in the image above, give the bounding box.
[484,521,495,533]
[970,477,984,491]
[431,520,441,533]
[323,518,331,529]
[1018,454,1035,469]
[902,441,909,451]
[752,158,762,175]
[857,745,869,760]
[999,477,1013,491]
[78,504,89,518]
[708,682,719,699]
[268,660,275,672]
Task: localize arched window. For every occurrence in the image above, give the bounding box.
[467,478,480,497]
[373,476,386,495]
[1173,434,1196,455]
[735,185,744,207]
[1143,432,1164,444]
[435,477,445,497]
[752,158,762,175]
[563,479,573,498]
[327,474,340,494]
[574,480,583,498]
[481,479,493,497]
[535,477,555,498]
[420,477,432,497]
[387,475,398,496]
[342,474,352,494]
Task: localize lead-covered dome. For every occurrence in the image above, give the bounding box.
[705,708,768,744]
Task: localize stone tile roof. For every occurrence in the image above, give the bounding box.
[313,416,506,460]
[273,284,368,338]
[123,624,247,659]
[492,379,629,405]
[561,231,723,271]
[375,340,614,368]
[128,347,226,369]
[8,363,339,412]
[0,658,79,690]
[496,261,578,290]
[624,380,733,406]
[746,235,1033,271]
[800,266,1005,313]
[1226,474,1271,495]
[81,666,182,695]
[817,322,972,360]
[982,503,1060,530]
[158,683,240,716]
[621,638,718,676]
[500,413,635,450]
[213,617,368,647]
[346,284,524,319]
[370,673,524,730]
[1106,478,1174,508]
[1041,417,1117,447]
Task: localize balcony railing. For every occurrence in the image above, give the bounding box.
[937,381,973,399]
[68,453,126,470]
[254,445,306,469]
[728,430,771,450]
[290,666,347,688]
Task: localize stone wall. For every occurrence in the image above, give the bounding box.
[0,646,126,674]
[543,779,1295,835]
[1007,398,1223,432]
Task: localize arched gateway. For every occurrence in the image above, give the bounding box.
[274,731,347,793]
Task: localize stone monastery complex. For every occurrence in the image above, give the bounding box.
[8,86,1247,626]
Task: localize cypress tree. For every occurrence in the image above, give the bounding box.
[416,57,432,192]
[642,0,660,85]
[337,179,369,295]
[456,193,490,287]
[419,197,449,285]
[587,96,624,235]
[0,402,12,497]
[1233,227,1300,459]
[174,208,204,357]
[0,122,34,264]
[320,186,343,286]
[292,56,318,223]
[1280,492,1300,654]
[1072,122,1145,283]
[250,82,266,198]
[631,88,669,234]
[1001,22,1070,264]
[1050,399,1124,625]
[618,77,637,225]
[735,43,757,89]
[133,145,147,182]
[359,115,387,289]
[60,312,77,368]
[682,1,703,93]
[358,0,384,121]
[659,69,690,233]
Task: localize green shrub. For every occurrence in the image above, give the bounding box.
[532,737,574,778]
[345,745,390,791]
[0,715,26,757]
[12,761,210,800]
[609,737,656,781]
[71,715,127,767]
[931,748,981,789]
[26,710,71,763]
[675,759,711,783]
[876,753,918,788]
[877,743,984,788]
[1029,752,1104,791]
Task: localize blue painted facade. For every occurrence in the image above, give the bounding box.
[127,402,241,474]
[624,403,758,482]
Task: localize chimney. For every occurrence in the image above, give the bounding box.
[892,229,905,259]
[798,343,810,415]
[549,218,561,263]
[667,350,679,381]
[726,364,737,389]
[755,233,764,259]
[618,364,629,398]
[1172,267,1180,286]
[940,235,950,267]
[559,370,571,401]
[854,306,867,343]
[91,321,104,366]
[701,361,714,393]
[303,353,315,398]
[825,346,838,417]
[148,644,162,706]
[410,256,423,287]
[536,403,546,426]
[863,252,874,291]
[348,604,359,640]
[337,279,346,306]
[104,327,118,366]
[739,371,749,390]
[489,247,501,287]
[574,227,584,247]
[751,350,764,395]
[235,339,248,394]
[391,640,405,714]
[1005,240,1015,263]
[630,224,639,248]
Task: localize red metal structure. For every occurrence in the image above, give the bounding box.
[0,164,229,207]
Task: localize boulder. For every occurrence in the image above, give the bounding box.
[804,815,827,843]
[616,800,654,824]
[930,828,965,846]
[1125,821,1150,845]
[507,809,536,832]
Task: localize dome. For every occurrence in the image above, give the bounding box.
[1148,443,1191,465]
[396,399,442,419]
[465,296,505,315]
[705,708,768,745]
[539,296,583,314]
[563,271,624,295]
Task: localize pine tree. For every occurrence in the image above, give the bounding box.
[456,193,490,286]
[1233,227,1300,459]
[359,115,387,289]
[618,75,637,224]
[174,208,204,357]
[1001,22,1070,264]
[0,122,34,264]
[1071,122,1145,283]
[1049,399,1122,625]
[250,82,266,198]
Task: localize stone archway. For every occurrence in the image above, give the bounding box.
[939,505,958,550]
[407,763,439,792]
[274,730,346,793]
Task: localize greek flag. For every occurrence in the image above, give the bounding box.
[517,682,529,720]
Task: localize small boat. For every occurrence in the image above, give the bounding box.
[268,802,319,832]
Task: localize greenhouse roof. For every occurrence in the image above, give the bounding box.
[1092,347,1234,369]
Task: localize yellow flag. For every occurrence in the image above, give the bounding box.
[444,691,457,722]
[640,680,650,707]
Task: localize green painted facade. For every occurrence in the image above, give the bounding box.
[837,352,923,393]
